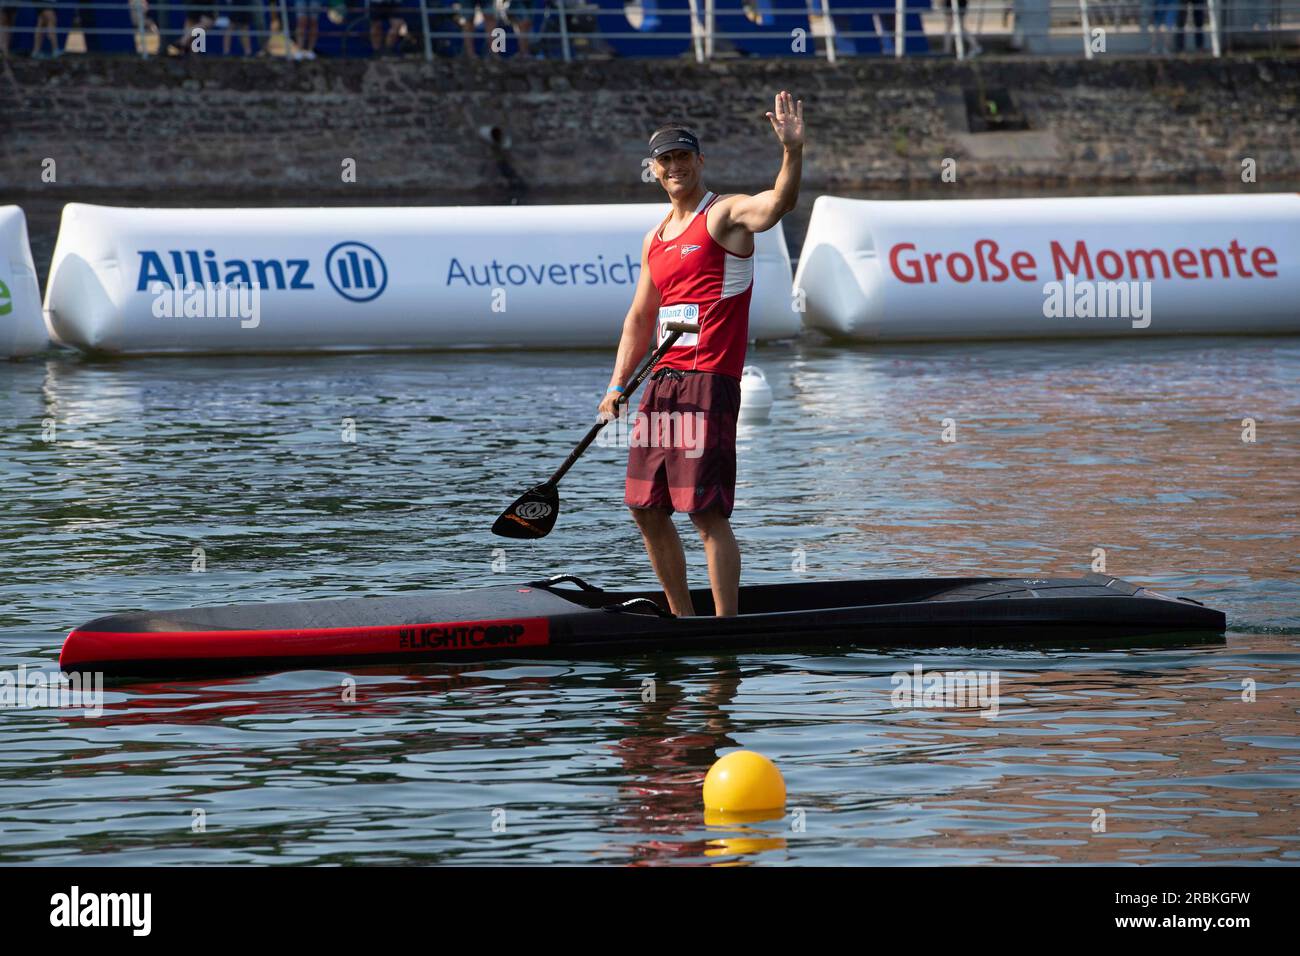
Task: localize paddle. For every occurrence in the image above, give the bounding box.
[492,320,700,539]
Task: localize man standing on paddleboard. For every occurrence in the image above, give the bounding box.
[597,91,804,618]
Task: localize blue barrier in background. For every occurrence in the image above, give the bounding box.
[835,2,929,55]
[593,0,690,57]
[79,1,136,52]
[722,0,822,57]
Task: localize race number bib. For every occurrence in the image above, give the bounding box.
[657,303,699,347]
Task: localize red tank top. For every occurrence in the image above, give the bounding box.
[647,191,753,381]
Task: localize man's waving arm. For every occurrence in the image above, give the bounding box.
[722,91,804,234]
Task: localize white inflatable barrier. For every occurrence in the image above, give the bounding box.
[44,203,798,354]
[794,194,1300,340]
[1,206,48,358]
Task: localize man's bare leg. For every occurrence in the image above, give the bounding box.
[689,507,740,617]
[630,507,695,616]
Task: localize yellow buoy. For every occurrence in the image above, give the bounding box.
[702,750,786,812]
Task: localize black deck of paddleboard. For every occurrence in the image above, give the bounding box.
[61,574,1226,677]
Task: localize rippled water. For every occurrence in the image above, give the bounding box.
[1,337,1297,865]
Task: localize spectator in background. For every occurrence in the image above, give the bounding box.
[370,0,406,55]
[31,0,61,58]
[0,5,15,57]
[452,1,498,58]
[128,0,161,56]
[504,0,532,57]
[942,0,982,58]
[453,0,532,57]
[218,0,255,55]
[262,8,291,56]
[1144,0,1177,53]
[1174,0,1205,52]
[169,7,216,56]
[294,0,320,59]
[1,6,16,56]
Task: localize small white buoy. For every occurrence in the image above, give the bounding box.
[739,366,773,423]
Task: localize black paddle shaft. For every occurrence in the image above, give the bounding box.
[545,321,699,486]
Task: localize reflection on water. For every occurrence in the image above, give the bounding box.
[0,643,1296,865]
[0,336,1296,864]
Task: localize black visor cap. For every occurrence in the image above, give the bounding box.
[649,129,701,159]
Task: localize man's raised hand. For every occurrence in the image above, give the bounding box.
[766,90,804,150]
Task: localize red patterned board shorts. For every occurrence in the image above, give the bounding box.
[624,369,741,517]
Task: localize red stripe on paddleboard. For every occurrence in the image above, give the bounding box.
[60,617,551,667]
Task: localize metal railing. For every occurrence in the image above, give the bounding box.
[1,0,1296,62]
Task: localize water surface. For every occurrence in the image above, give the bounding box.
[1,337,1297,864]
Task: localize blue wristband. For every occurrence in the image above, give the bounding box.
[608,385,624,394]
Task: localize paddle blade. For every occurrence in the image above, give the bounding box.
[492,483,560,539]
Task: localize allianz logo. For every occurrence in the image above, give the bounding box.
[133,240,387,303]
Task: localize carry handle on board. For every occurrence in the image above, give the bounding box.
[491,321,699,539]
